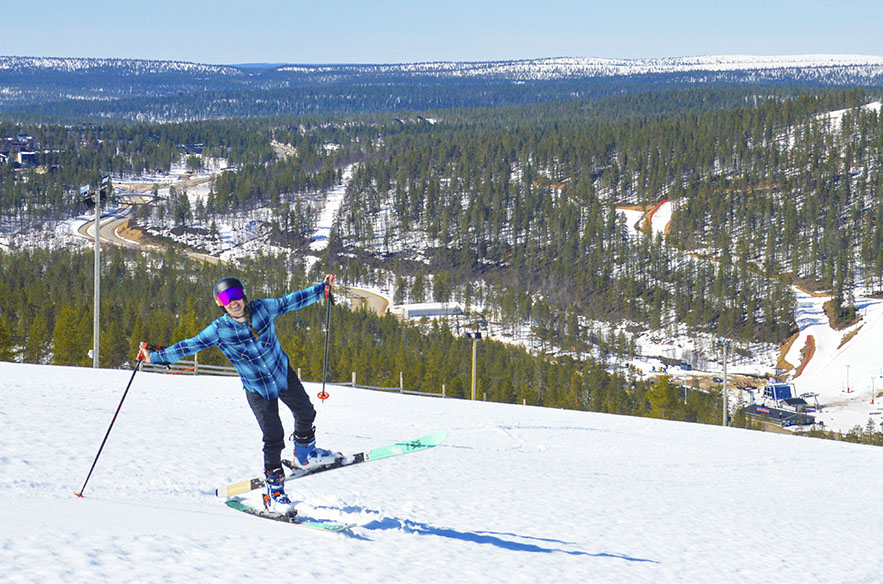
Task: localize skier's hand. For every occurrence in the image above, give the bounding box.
[137,342,152,363]
[324,273,335,299]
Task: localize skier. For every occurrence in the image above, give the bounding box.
[137,275,339,514]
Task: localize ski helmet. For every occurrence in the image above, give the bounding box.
[213,277,245,306]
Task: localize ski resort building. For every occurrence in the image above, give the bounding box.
[743,403,816,428]
[393,302,463,320]
[742,382,817,428]
[762,382,796,405]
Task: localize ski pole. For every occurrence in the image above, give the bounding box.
[317,284,333,402]
[75,357,143,498]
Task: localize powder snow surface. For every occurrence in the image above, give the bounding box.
[1,362,882,582]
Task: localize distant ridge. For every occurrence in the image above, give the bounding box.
[230,63,289,70]
[4,54,883,80]
[0,55,242,76]
[274,54,883,80]
[4,53,883,120]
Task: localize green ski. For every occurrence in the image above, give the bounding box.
[225,499,355,532]
[216,430,448,498]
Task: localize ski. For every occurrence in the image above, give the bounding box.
[225,499,355,532]
[215,429,448,498]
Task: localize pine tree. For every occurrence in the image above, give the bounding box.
[646,375,682,420]
[23,310,51,364]
[52,305,90,366]
[0,317,14,361]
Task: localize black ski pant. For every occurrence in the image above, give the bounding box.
[245,365,316,472]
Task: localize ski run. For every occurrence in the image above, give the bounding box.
[2,361,883,582]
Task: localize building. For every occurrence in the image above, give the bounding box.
[17,151,38,166]
[743,403,816,428]
[394,302,463,320]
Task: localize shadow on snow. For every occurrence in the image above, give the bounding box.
[314,504,658,564]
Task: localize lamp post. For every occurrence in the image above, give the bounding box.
[84,176,110,369]
[466,331,482,400]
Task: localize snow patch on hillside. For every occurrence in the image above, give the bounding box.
[788,290,883,432]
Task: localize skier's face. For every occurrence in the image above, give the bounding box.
[224,297,247,319]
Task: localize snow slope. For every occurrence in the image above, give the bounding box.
[309,165,353,252]
[649,200,673,236]
[615,198,883,435]
[788,289,883,432]
[614,200,672,238]
[2,361,883,582]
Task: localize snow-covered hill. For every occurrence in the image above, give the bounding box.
[0,55,244,76]
[278,54,883,82]
[5,52,883,119]
[3,53,883,91]
[618,200,883,436]
[2,361,883,582]
[7,53,882,80]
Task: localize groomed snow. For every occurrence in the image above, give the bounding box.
[2,361,883,582]
[309,165,353,252]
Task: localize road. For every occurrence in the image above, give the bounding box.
[79,191,222,265]
[77,183,388,315]
[78,195,146,250]
[338,286,390,315]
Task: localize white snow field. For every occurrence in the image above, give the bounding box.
[2,361,883,583]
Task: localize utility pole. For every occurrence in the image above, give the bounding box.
[467,331,482,400]
[93,182,100,369]
[720,339,731,427]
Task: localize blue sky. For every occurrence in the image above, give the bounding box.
[5,0,883,64]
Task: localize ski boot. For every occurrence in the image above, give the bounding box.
[262,468,297,515]
[293,426,340,470]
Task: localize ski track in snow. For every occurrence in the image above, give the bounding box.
[2,362,883,582]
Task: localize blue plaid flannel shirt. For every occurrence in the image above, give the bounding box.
[149,282,327,399]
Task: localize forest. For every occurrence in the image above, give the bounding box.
[1,86,883,431]
[0,245,723,425]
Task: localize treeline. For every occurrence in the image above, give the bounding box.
[0,246,725,424]
[2,75,771,123]
[804,420,883,447]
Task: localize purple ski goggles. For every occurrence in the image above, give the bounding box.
[216,286,245,306]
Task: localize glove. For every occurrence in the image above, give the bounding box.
[137,342,165,362]
[136,342,151,363]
